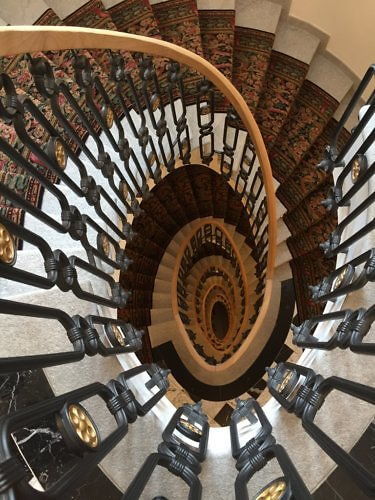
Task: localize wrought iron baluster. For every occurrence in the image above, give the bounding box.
[230,398,311,500]
[317,64,375,173]
[0,74,82,198]
[220,108,240,181]
[332,129,375,207]
[68,315,140,357]
[252,226,268,262]
[267,362,375,497]
[111,57,152,199]
[103,317,144,351]
[73,55,119,152]
[0,299,84,373]
[2,75,131,237]
[234,135,256,194]
[123,62,161,183]
[166,61,191,164]
[0,175,129,273]
[22,94,135,233]
[244,167,263,214]
[320,188,375,256]
[67,254,130,308]
[252,199,267,241]
[0,382,127,498]
[0,182,65,235]
[0,135,70,217]
[83,215,132,271]
[140,57,175,172]
[116,363,170,416]
[335,160,375,209]
[292,306,375,354]
[309,248,375,302]
[333,66,375,167]
[196,79,215,165]
[0,214,55,290]
[28,55,138,215]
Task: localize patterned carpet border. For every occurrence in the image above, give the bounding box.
[232,26,274,113]
[152,0,203,56]
[198,9,235,81]
[269,79,339,183]
[109,0,161,38]
[255,50,309,149]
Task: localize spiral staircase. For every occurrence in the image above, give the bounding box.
[0,1,374,499]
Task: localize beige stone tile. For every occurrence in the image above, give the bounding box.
[235,0,281,33]
[0,0,49,24]
[307,53,354,101]
[102,0,119,8]
[273,19,320,63]
[197,0,235,9]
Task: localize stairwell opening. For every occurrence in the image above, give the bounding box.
[211,301,229,339]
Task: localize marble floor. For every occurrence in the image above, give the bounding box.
[1,369,374,498]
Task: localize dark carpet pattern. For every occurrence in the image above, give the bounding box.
[290,248,336,321]
[255,50,309,148]
[152,0,203,55]
[198,9,235,81]
[269,80,339,183]
[109,0,160,38]
[232,27,274,112]
[277,119,351,210]
[0,0,353,334]
[287,212,337,259]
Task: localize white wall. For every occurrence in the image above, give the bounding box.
[290,0,375,81]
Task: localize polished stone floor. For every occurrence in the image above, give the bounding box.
[1,369,373,499]
[313,419,375,499]
[0,370,122,499]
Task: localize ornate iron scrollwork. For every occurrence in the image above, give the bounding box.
[122,402,209,500]
[230,398,311,500]
[267,363,375,497]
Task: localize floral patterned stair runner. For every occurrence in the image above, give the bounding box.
[198,7,235,112]
[232,27,274,113]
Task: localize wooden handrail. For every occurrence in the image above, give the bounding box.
[0,25,277,282]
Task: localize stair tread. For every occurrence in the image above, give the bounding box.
[151,0,204,57]
[197,2,235,86]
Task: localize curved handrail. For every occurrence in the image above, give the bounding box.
[0,25,277,282]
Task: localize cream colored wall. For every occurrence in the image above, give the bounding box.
[290,0,375,80]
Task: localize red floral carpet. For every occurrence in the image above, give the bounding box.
[255,51,308,149]
[290,248,336,321]
[232,27,274,113]
[269,80,339,183]
[0,2,352,322]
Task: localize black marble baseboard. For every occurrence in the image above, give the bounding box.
[0,369,122,499]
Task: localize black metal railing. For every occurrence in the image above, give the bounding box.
[0,33,275,499]
[0,24,372,498]
[267,64,375,499]
[0,364,170,499]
